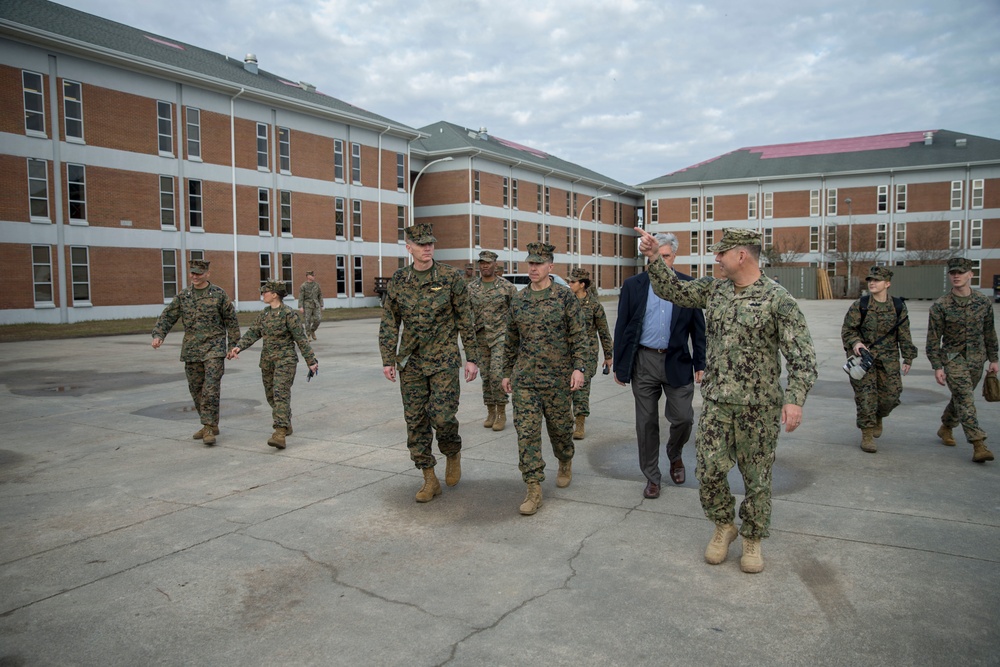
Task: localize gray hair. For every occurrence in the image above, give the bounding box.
[654,233,678,253]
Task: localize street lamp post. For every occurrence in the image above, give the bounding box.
[410,156,453,226]
[845,197,853,286]
[576,193,611,268]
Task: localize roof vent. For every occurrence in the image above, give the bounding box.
[923,131,933,146]
[244,53,258,75]
[299,81,316,92]
[478,127,488,140]
[955,138,967,148]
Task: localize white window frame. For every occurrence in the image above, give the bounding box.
[503,177,509,208]
[398,206,406,242]
[70,245,91,305]
[33,245,54,306]
[810,226,819,252]
[256,123,269,170]
[186,107,201,160]
[474,171,481,203]
[971,179,984,209]
[23,70,46,137]
[827,188,838,216]
[512,178,519,209]
[826,224,837,251]
[259,252,271,287]
[396,153,405,190]
[971,259,981,288]
[876,222,888,250]
[353,256,363,296]
[690,231,699,256]
[333,139,344,181]
[161,249,177,302]
[895,222,906,250]
[649,200,658,224]
[763,192,773,219]
[28,158,50,221]
[351,142,361,184]
[63,80,84,142]
[895,184,907,212]
[336,255,346,295]
[747,194,757,220]
[258,188,270,234]
[810,190,820,217]
[280,190,292,236]
[970,219,982,249]
[474,215,481,246]
[188,179,203,230]
[281,252,293,296]
[877,185,888,213]
[949,220,962,249]
[704,230,714,253]
[704,195,714,222]
[67,163,86,224]
[278,127,290,173]
[950,181,963,210]
[352,199,362,239]
[157,100,173,156]
[690,197,699,222]
[160,176,175,229]
[763,227,773,250]
[335,197,345,238]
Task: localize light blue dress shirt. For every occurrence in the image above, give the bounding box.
[638,282,672,350]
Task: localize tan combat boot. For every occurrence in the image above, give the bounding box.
[573,415,586,440]
[267,427,287,449]
[861,428,877,453]
[415,467,441,502]
[740,537,764,574]
[445,453,461,486]
[193,425,220,440]
[285,423,293,436]
[492,406,507,432]
[873,417,883,438]
[704,523,738,565]
[202,425,219,445]
[556,459,572,488]
[937,425,957,446]
[483,405,497,429]
[972,440,995,463]
[519,482,542,515]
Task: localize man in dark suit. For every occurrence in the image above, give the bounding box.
[614,233,706,499]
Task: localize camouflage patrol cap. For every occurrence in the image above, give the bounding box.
[260,280,287,297]
[708,228,762,253]
[189,259,210,274]
[478,250,499,263]
[568,267,591,284]
[526,242,555,263]
[866,266,893,281]
[305,270,315,276]
[947,257,973,273]
[404,222,436,244]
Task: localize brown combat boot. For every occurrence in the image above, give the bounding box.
[483,405,497,429]
[704,523,738,565]
[873,417,883,438]
[415,467,441,502]
[519,482,542,515]
[740,537,765,574]
[972,441,995,463]
[573,415,586,440]
[267,427,287,449]
[445,453,461,486]
[285,423,293,436]
[556,459,572,488]
[193,425,220,440]
[937,425,957,446]
[492,405,507,432]
[861,428,877,453]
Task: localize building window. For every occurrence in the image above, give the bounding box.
[512,179,519,209]
[277,127,290,173]
[544,223,551,243]
[826,225,837,251]
[351,142,361,183]
[161,249,177,301]
[185,107,200,159]
[971,260,981,288]
[649,200,658,224]
[876,222,888,250]
[336,255,346,294]
[544,186,550,214]
[70,246,90,304]
[951,181,963,210]
[827,188,838,216]
[23,71,45,136]
[763,192,773,219]
[971,220,982,249]
[895,222,906,250]
[474,215,481,246]
[503,219,510,249]
[950,220,961,249]
[160,176,175,228]
[352,199,362,238]
[810,190,820,217]
[537,184,543,212]
[691,231,699,256]
[63,80,83,141]
[591,228,597,255]
[566,225,572,253]
[747,194,757,220]
[397,206,406,242]
[259,252,271,287]
[354,256,363,295]
[503,177,509,207]
[281,253,293,295]
[189,250,204,262]
[705,196,714,222]
[33,245,54,305]
[704,264,714,278]
[188,179,202,229]
[474,171,481,202]
[597,230,603,255]
[704,230,714,253]
[810,226,819,252]
[971,179,984,209]
[157,101,173,155]
[258,188,270,234]
[573,193,579,218]
[335,198,345,237]
[396,153,405,190]
[537,222,543,243]
[877,185,888,213]
[280,190,291,235]
[67,163,86,222]
[256,123,269,169]
[826,261,836,277]
[895,184,907,212]
[762,227,773,250]
[28,158,49,220]
[511,221,518,250]
[690,197,699,222]
[334,139,344,181]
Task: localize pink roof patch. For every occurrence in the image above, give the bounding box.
[495,137,549,159]
[745,131,936,159]
[144,35,184,50]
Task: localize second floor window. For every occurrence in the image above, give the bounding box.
[28,158,49,220]
[810,190,820,217]
[397,153,405,190]
[335,198,345,237]
[63,80,83,141]
[258,188,269,233]
[160,176,175,227]
[23,71,45,136]
[827,188,838,216]
[188,180,202,229]
[334,139,344,181]
[351,142,361,183]
[649,200,658,224]
[895,184,907,212]
[877,185,888,213]
[748,194,757,220]
[256,123,269,169]
[951,181,963,210]
[157,101,173,155]
[67,163,86,222]
[186,107,201,159]
[278,127,290,172]
[280,190,291,235]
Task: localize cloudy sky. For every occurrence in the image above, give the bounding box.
[59,0,1000,186]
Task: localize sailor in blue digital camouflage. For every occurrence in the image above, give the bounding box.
[841,266,918,453]
[502,243,588,516]
[567,267,613,440]
[637,226,817,574]
[229,280,318,450]
[298,271,323,341]
[927,257,998,463]
[379,223,481,502]
[467,250,518,432]
[151,259,241,446]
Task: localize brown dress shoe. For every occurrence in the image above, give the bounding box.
[643,481,660,499]
[669,459,686,485]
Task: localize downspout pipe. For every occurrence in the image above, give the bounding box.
[230,87,244,306]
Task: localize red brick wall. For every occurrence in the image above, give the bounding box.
[715,193,749,221]
[0,66,53,138]
[0,155,52,222]
[415,171,469,206]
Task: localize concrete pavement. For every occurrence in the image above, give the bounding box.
[0,299,997,666]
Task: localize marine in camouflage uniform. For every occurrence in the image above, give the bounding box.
[379,223,480,502]
[467,250,517,430]
[926,257,998,463]
[840,266,918,452]
[232,280,317,449]
[640,227,817,573]
[502,243,588,515]
[152,259,240,445]
[567,267,613,439]
[298,272,323,340]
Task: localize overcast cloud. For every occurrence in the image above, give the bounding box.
[58,0,1000,186]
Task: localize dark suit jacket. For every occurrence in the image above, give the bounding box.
[613,270,706,387]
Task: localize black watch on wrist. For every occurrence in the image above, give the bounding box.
[575,366,585,373]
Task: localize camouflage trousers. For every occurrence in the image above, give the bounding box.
[572,356,599,417]
[302,305,321,335]
[696,400,781,540]
[185,357,225,427]
[261,357,297,429]
[849,358,902,429]
[399,367,462,469]
[479,338,509,406]
[941,357,987,442]
[512,384,575,483]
